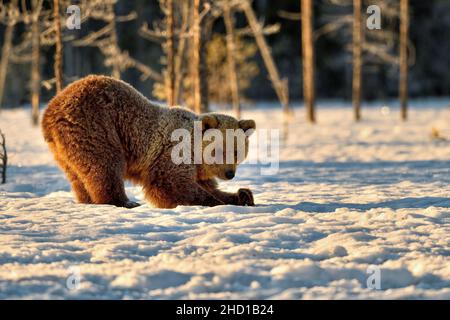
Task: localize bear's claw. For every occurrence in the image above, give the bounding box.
[237,188,255,206]
[123,201,141,209]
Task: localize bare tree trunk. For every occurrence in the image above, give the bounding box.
[0,131,6,184]
[352,0,362,121]
[31,0,41,126]
[0,18,15,110]
[106,0,120,79]
[242,0,290,116]
[53,0,64,92]
[399,0,409,121]
[223,4,241,118]
[166,0,176,106]
[174,0,190,105]
[301,0,315,123]
[192,0,202,114]
[199,15,210,114]
[110,20,121,79]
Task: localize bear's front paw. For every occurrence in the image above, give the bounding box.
[123,201,141,209]
[237,188,255,206]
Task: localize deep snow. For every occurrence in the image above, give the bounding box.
[0,102,450,299]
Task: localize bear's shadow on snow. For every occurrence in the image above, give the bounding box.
[242,159,450,185]
[242,159,450,212]
[258,197,450,220]
[5,160,450,211]
[286,159,450,211]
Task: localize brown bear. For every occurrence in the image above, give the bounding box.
[41,75,256,209]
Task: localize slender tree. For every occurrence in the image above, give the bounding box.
[0,22,14,109]
[352,0,362,121]
[53,0,63,92]
[301,0,315,123]
[223,3,241,118]
[173,0,190,105]
[0,0,19,110]
[190,0,212,113]
[198,1,212,114]
[192,0,202,114]
[109,16,121,79]
[31,0,43,125]
[399,0,409,121]
[166,0,176,106]
[242,0,290,116]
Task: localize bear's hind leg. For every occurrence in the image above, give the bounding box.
[54,154,92,204]
[71,176,92,204]
[51,125,139,209]
[80,161,139,208]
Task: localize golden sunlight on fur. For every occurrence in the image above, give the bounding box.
[41,75,256,209]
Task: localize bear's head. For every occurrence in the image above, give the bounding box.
[198,113,256,181]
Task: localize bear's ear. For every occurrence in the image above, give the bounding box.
[239,119,256,133]
[200,114,219,132]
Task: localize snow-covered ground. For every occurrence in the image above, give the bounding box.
[1,102,450,299]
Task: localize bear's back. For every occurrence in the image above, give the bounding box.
[45,75,147,116]
[42,75,160,141]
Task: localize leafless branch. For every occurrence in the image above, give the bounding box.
[0,130,7,184]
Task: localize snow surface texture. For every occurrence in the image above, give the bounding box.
[1,102,450,299]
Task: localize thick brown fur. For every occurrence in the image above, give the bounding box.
[42,75,256,209]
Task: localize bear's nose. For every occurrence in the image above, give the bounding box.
[225,170,235,180]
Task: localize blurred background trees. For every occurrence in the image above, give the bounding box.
[0,0,448,123]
